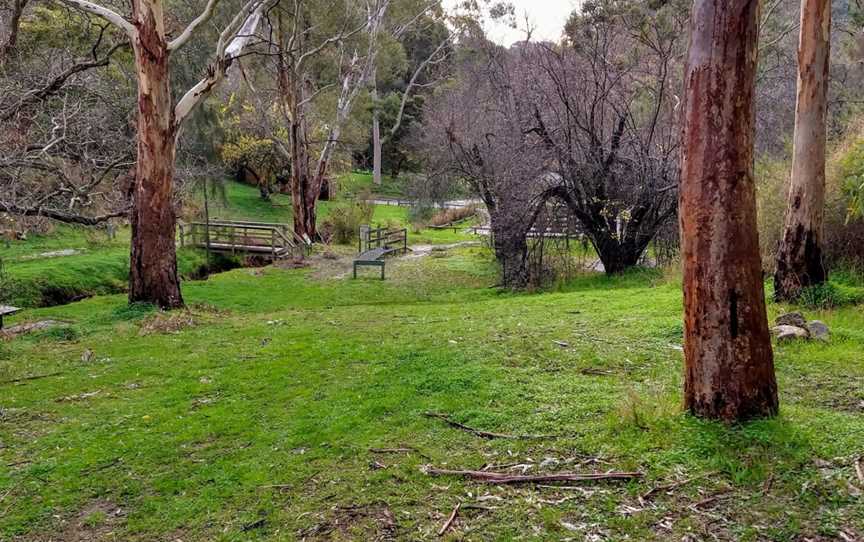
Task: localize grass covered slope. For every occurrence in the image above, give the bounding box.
[2,180,473,308]
[1,250,863,541]
[2,226,212,308]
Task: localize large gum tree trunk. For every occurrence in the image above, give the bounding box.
[679,0,778,421]
[774,0,831,301]
[128,0,184,309]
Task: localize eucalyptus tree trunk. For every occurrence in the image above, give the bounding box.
[679,0,778,421]
[371,68,383,186]
[283,76,318,241]
[58,0,264,309]
[774,0,831,301]
[128,0,183,309]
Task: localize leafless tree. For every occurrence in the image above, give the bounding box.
[0,12,135,228]
[422,37,552,287]
[525,1,685,273]
[247,0,390,241]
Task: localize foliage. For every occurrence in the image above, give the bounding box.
[429,205,476,227]
[320,200,375,244]
[838,135,864,221]
[796,281,864,310]
[758,125,864,272]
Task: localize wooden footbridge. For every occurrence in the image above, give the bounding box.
[179,219,307,259]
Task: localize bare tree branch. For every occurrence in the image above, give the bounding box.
[55,0,135,38]
[168,0,222,51]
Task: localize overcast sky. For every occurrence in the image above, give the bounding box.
[443,0,581,46]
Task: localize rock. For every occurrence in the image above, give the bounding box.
[0,320,63,338]
[771,325,809,342]
[776,312,807,328]
[806,320,830,341]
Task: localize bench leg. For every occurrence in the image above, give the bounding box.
[381,264,385,280]
[353,263,357,279]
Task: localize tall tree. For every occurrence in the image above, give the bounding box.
[369,3,449,185]
[679,0,778,421]
[774,0,831,301]
[268,0,388,241]
[57,0,265,308]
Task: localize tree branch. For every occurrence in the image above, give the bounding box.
[0,201,130,225]
[55,0,135,38]
[168,0,222,51]
[174,0,265,128]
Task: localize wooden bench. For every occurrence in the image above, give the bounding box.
[353,226,408,280]
[0,305,21,330]
[353,247,392,280]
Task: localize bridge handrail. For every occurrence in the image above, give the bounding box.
[179,220,299,255]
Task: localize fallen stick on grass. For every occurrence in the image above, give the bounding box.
[437,503,460,536]
[855,456,864,485]
[641,471,718,501]
[0,371,64,385]
[424,467,642,485]
[369,446,432,460]
[423,412,556,440]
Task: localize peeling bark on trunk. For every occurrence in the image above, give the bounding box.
[281,72,320,241]
[679,0,778,421]
[774,0,831,301]
[128,0,184,309]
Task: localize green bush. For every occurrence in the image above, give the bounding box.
[797,282,864,309]
[320,201,375,244]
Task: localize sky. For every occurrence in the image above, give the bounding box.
[442,0,582,46]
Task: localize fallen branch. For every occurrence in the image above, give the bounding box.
[424,467,642,485]
[423,412,556,440]
[369,446,432,460]
[855,456,864,485]
[641,471,718,501]
[0,371,64,385]
[689,492,731,510]
[437,503,460,536]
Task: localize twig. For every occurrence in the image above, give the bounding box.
[369,446,432,460]
[641,471,718,501]
[689,493,731,510]
[437,503,460,536]
[423,412,556,440]
[0,371,63,385]
[855,456,864,485]
[424,467,642,485]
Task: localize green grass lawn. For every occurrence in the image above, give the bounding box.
[1,247,862,541]
[2,181,476,308]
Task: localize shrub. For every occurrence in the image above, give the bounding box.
[320,201,375,244]
[797,282,863,309]
[756,128,864,273]
[429,205,476,227]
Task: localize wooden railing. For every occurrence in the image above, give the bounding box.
[359,225,408,255]
[179,220,301,258]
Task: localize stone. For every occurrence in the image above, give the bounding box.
[776,312,807,328]
[771,325,809,342]
[806,320,830,341]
